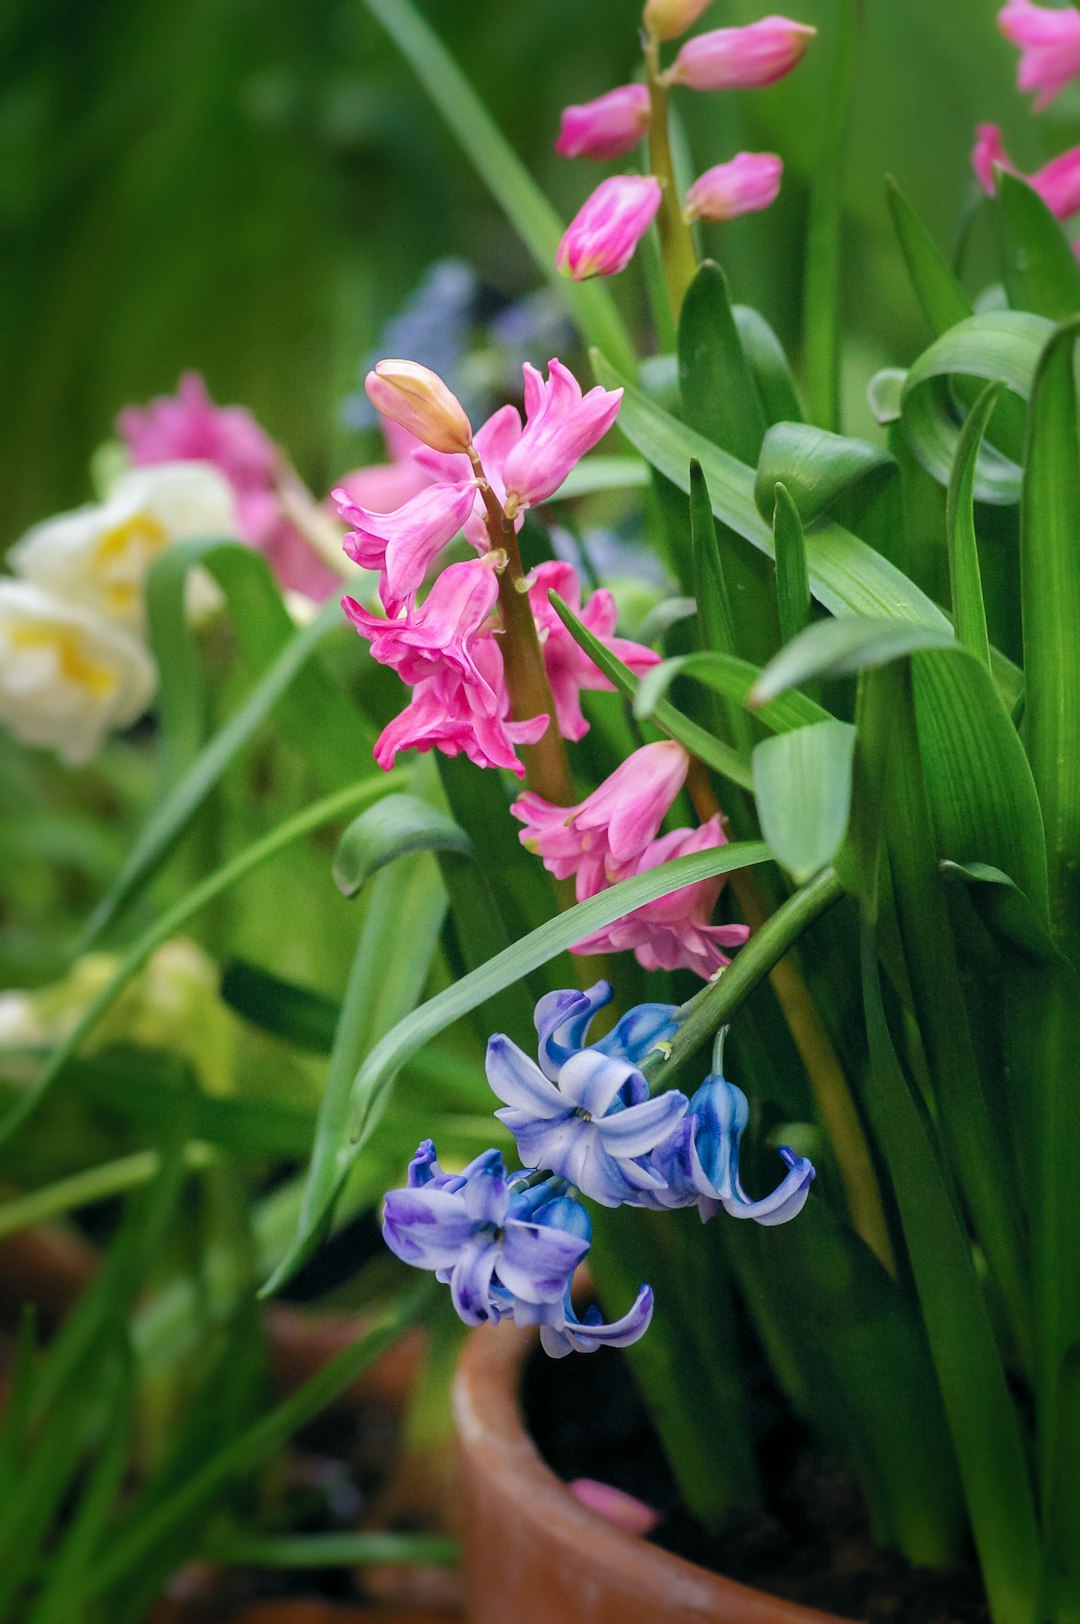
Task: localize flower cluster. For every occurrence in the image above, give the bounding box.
[120,372,341,602]
[0,462,237,765]
[972,3,1080,235]
[513,741,749,979]
[554,4,815,281]
[333,358,658,777]
[383,984,814,1353]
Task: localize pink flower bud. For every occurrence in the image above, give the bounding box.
[999,0,1080,112]
[364,360,473,456]
[555,84,651,162]
[666,16,816,91]
[642,0,714,44]
[683,153,783,222]
[556,176,662,281]
[972,124,1010,196]
[972,124,1080,221]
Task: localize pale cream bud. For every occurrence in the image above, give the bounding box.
[364,359,473,455]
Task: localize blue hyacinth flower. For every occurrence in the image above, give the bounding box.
[382,1145,589,1326]
[534,981,679,1077]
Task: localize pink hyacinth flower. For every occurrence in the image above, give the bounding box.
[412,403,526,551]
[333,480,478,614]
[571,818,750,980]
[972,124,1080,220]
[683,153,784,222]
[527,560,659,742]
[556,176,663,281]
[555,85,651,162]
[374,636,547,778]
[342,554,501,705]
[999,0,1080,112]
[119,372,339,601]
[511,741,690,898]
[501,362,623,511]
[666,16,816,91]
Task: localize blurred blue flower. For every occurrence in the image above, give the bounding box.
[343,259,480,431]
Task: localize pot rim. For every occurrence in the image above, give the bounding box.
[453,1321,848,1624]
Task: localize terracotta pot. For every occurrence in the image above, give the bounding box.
[454,1323,846,1624]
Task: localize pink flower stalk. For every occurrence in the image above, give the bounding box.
[374,637,547,777]
[118,372,338,600]
[501,362,623,511]
[556,176,663,281]
[511,741,691,898]
[333,480,478,614]
[666,17,817,91]
[643,0,715,44]
[998,0,1080,112]
[683,153,784,222]
[527,561,659,742]
[555,85,651,162]
[972,123,1080,220]
[571,818,750,980]
[342,555,501,703]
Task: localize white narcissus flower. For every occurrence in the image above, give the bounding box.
[9,461,237,628]
[0,581,156,765]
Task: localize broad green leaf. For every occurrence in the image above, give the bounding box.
[802,0,859,430]
[549,591,754,791]
[221,960,339,1053]
[689,460,754,758]
[772,482,811,647]
[751,616,956,705]
[0,777,401,1147]
[635,651,832,734]
[732,305,803,426]
[754,423,895,528]
[939,861,1058,966]
[997,171,1080,322]
[332,794,472,897]
[753,722,855,885]
[900,310,1054,504]
[944,381,998,670]
[363,0,634,374]
[885,176,973,334]
[678,261,766,464]
[1043,1344,1080,1620]
[263,840,774,1291]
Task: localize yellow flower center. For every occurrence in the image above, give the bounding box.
[11,624,117,698]
[94,511,168,613]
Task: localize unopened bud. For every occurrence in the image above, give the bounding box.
[643,0,714,44]
[364,360,473,455]
[665,17,817,91]
[683,153,784,222]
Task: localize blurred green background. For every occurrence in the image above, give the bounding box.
[3,0,1077,549]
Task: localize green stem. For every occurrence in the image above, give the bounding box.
[0,1145,214,1242]
[645,37,699,324]
[205,1533,459,1568]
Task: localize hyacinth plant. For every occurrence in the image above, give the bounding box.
[3,0,1080,1619]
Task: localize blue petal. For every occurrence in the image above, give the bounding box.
[461,1148,509,1225]
[723,1147,816,1227]
[595,1089,688,1157]
[486,1035,565,1117]
[534,982,612,1078]
[689,1074,749,1200]
[596,1003,680,1064]
[532,1192,592,1244]
[406,1139,439,1187]
[498,1218,589,1302]
[558,1050,643,1118]
[541,1285,655,1356]
[381,1187,475,1270]
[449,1235,499,1325]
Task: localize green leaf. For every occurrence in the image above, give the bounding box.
[751,616,957,705]
[548,591,754,791]
[332,794,472,898]
[264,840,774,1290]
[900,310,1054,504]
[0,778,401,1147]
[732,305,804,426]
[556,455,649,499]
[592,350,956,632]
[802,0,859,430]
[997,170,1080,322]
[886,176,973,334]
[772,482,811,646]
[221,960,339,1053]
[205,1533,459,1568]
[678,261,766,464]
[689,461,754,758]
[1020,319,1080,961]
[754,422,895,528]
[363,0,634,374]
[753,722,855,885]
[635,651,832,735]
[944,380,997,670]
[1042,1344,1080,1621]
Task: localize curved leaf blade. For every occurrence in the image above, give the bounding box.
[751,617,957,705]
[753,722,855,885]
[332,795,472,898]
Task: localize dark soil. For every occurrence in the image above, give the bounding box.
[522,1341,989,1624]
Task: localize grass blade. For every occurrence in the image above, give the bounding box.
[944,381,998,671]
[772,483,811,647]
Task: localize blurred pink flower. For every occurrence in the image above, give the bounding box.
[665,16,816,91]
[972,123,1080,220]
[555,85,651,162]
[334,480,479,614]
[341,555,500,702]
[568,1479,661,1536]
[998,0,1080,111]
[556,176,663,281]
[527,560,659,742]
[118,371,339,600]
[683,153,784,222]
